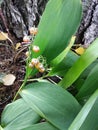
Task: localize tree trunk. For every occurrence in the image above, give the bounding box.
[0,0,47,40]
[76,0,98,47]
[0,0,98,45]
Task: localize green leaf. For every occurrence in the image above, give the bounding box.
[73,59,98,91]
[59,38,98,89]
[22,122,59,130]
[76,59,98,80]
[0,125,4,130]
[76,64,98,104]
[0,0,3,6]
[68,89,98,130]
[1,99,40,130]
[32,0,82,62]
[51,36,76,66]
[20,82,81,130]
[49,51,79,76]
[73,78,85,91]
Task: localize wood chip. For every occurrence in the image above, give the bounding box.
[2,74,16,86]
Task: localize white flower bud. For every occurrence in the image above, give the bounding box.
[31,58,39,65]
[32,45,40,52]
[23,36,30,42]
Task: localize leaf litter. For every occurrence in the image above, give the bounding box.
[0,38,27,118]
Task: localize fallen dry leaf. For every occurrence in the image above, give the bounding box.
[75,47,85,55]
[2,74,16,86]
[0,31,8,40]
[15,43,21,50]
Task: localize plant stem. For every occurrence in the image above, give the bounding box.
[13,76,28,101]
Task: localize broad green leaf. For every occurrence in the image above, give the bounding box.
[20,82,81,130]
[60,38,98,89]
[51,36,76,66]
[76,64,98,104]
[0,0,3,7]
[73,78,85,91]
[73,59,98,90]
[22,122,59,130]
[77,59,98,80]
[1,99,40,130]
[31,0,82,62]
[49,51,79,76]
[69,89,98,130]
[0,125,4,130]
[26,0,82,77]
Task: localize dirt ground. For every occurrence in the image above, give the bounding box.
[0,40,27,117]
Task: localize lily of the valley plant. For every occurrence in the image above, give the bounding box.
[1,0,98,130]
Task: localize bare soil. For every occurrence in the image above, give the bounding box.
[0,40,27,118]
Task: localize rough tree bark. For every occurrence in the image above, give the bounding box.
[0,0,48,40]
[0,0,98,45]
[76,0,98,47]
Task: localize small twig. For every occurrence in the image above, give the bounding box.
[13,76,28,101]
[55,75,62,80]
[19,78,39,82]
[47,78,57,85]
[14,46,27,63]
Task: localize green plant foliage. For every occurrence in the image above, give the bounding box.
[73,59,98,91]
[68,89,98,130]
[0,125,3,130]
[25,0,82,78]
[3,0,98,130]
[77,59,98,80]
[49,50,79,76]
[60,38,98,88]
[51,36,76,66]
[0,0,3,6]
[31,0,82,62]
[20,82,81,130]
[76,64,98,104]
[22,122,58,130]
[1,99,40,130]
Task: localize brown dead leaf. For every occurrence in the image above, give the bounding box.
[15,43,21,50]
[0,31,8,40]
[75,47,85,55]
